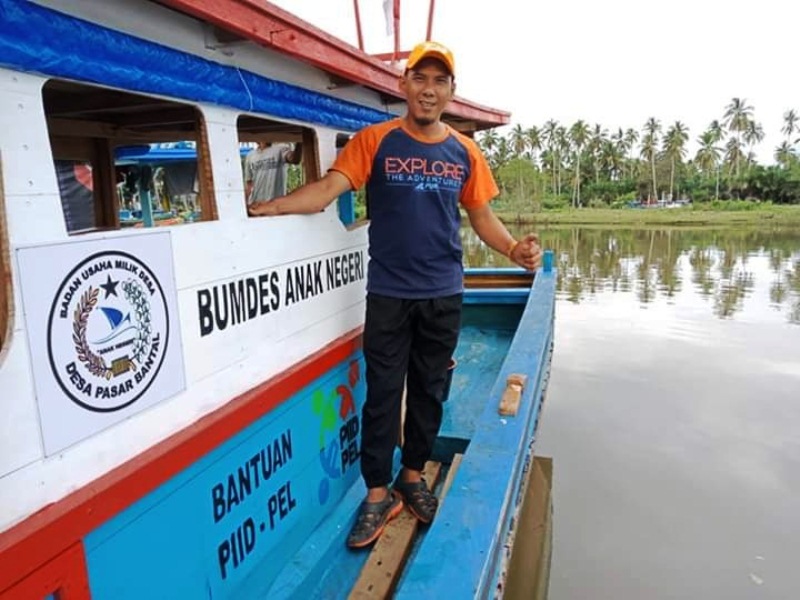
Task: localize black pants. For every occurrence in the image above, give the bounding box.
[360,293,462,488]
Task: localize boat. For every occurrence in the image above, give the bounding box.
[0,1,556,598]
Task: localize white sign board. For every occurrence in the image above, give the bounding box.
[17,232,185,455]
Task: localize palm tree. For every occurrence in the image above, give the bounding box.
[724,137,746,177]
[663,121,689,201]
[509,124,528,201]
[623,128,639,181]
[775,141,795,168]
[600,139,625,182]
[624,128,639,162]
[782,109,798,142]
[556,125,568,196]
[525,125,542,170]
[587,124,608,184]
[723,97,753,178]
[494,137,511,169]
[641,117,661,202]
[542,120,559,194]
[478,129,499,162]
[695,129,723,199]
[695,131,721,175]
[569,120,590,207]
[743,121,764,169]
[610,128,628,180]
[708,119,725,144]
[706,120,726,199]
[509,124,528,159]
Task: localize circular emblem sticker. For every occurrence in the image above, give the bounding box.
[47,251,170,412]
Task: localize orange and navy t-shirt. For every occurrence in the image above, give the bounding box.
[331,118,499,298]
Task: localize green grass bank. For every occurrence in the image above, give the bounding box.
[493,205,800,227]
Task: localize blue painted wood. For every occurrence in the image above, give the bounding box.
[74,268,554,598]
[337,191,356,226]
[439,304,523,444]
[464,267,528,276]
[82,354,367,599]
[262,450,403,599]
[463,288,530,304]
[395,268,557,599]
[255,269,555,599]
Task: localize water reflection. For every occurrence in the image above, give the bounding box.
[462,226,800,324]
[464,225,800,598]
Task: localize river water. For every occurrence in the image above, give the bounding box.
[463,226,800,600]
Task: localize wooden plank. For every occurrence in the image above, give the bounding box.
[498,373,527,416]
[92,138,119,229]
[301,127,320,183]
[464,273,535,289]
[438,453,463,503]
[349,462,442,600]
[195,112,218,222]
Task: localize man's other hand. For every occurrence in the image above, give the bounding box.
[510,233,542,271]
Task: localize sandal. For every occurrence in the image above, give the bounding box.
[346,491,404,549]
[393,477,438,524]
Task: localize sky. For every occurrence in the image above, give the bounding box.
[270,0,798,165]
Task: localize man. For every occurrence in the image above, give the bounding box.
[244,140,302,204]
[249,41,541,548]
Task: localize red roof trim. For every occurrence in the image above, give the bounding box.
[155,0,509,127]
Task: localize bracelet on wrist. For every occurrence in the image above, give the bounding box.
[506,239,519,259]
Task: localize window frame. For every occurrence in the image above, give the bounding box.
[42,79,218,234]
[236,114,319,208]
[0,150,10,359]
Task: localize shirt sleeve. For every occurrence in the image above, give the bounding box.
[458,136,499,209]
[329,124,384,190]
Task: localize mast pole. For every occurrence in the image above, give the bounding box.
[353,0,364,50]
[393,0,400,63]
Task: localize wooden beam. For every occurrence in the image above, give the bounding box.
[349,462,442,600]
[92,138,119,229]
[47,119,198,144]
[44,90,168,118]
[47,118,120,140]
[237,132,302,144]
[300,128,320,183]
[195,114,218,221]
[464,272,535,289]
[48,137,95,162]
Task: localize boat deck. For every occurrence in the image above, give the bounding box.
[250,267,556,598]
[440,303,525,446]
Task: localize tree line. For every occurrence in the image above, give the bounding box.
[476,98,800,210]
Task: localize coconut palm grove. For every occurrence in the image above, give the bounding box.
[476,98,800,212]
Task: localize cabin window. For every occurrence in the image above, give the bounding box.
[236,115,318,209]
[42,79,217,233]
[0,156,10,356]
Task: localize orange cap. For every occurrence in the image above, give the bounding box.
[406,41,455,76]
